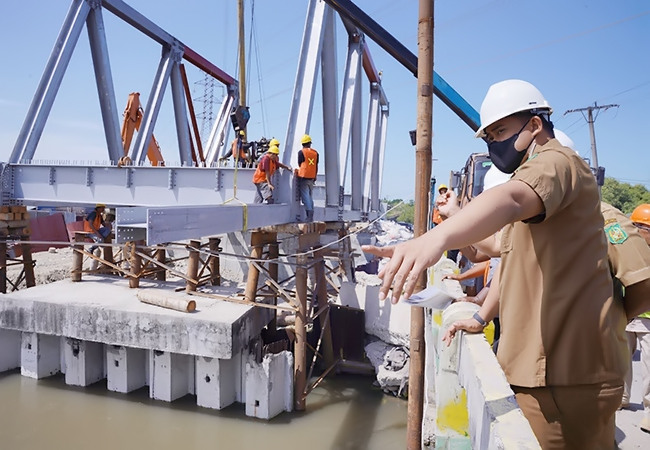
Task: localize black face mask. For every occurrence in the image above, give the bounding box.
[488,120,534,174]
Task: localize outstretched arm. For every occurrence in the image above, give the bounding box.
[362,180,542,303]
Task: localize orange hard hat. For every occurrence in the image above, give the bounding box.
[631,204,650,226]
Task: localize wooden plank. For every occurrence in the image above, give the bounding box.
[9,206,27,213]
[0,206,10,213]
[7,220,29,228]
[0,213,15,221]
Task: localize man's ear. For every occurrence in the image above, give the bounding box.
[530,116,544,137]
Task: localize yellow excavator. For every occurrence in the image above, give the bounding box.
[120,92,164,166]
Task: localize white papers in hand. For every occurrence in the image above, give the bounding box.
[404,285,455,310]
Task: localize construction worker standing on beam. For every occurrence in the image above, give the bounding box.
[294,134,319,222]
[253,145,291,204]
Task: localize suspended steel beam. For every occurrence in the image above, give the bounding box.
[323,0,479,131]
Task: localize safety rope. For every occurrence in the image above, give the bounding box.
[221,141,248,231]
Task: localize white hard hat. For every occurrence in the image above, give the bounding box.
[483,164,511,191]
[553,129,578,153]
[475,80,553,138]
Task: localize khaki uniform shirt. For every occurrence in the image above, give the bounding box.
[498,139,628,388]
[601,202,650,287]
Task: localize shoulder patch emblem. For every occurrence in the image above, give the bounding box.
[605,223,628,245]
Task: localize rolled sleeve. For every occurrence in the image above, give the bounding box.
[512,150,580,220]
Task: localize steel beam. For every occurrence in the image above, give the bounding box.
[281,0,327,207]
[9,0,91,163]
[373,109,389,210]
[351,55,363,211]
[86,4,123,163]
[170,62,193,166]
[337,38,362,208]
[131,44,180,163]
[8,164,262,206]
[362,84,381,213]
[205,91,237,164]
[146,204,292,245]
[321,6,340,207]
[101,0,173,46]
[322,0,479,131]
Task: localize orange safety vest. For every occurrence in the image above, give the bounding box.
[253,155,277,184]
[84,210,103,233]
[298,147,318,179]
[432,208,442,225]
[231,138,246,160]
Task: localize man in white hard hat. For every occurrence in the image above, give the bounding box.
[362,79,628,448]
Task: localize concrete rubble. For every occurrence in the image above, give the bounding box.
[336,220,421,397]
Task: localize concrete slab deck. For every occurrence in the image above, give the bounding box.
[0,276,270,359]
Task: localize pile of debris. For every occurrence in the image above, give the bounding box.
[336,220,417,397]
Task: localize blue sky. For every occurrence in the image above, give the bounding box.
[1,0,648,201]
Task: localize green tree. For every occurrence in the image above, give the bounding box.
[385,199,415,224]
[601,177,650,214]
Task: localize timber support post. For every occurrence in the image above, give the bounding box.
[72,232,84,282]
[208,237,221,286]
[155,247,166,281]
[186,240,201,292]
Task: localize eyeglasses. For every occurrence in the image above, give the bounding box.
[633,222,650,232]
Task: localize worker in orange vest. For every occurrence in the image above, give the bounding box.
[294,134,319,222]
[84,203,110,253]
[221,130,248,166]
[253,145,291,204]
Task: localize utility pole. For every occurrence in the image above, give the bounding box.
[237,0,247,139]
[408,0,433,448]
[564,102,618,171]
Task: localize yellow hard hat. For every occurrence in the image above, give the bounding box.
[269,138,280,147]
[96,203,106,208]
[268,145,280,155]
[438,184,448,192]
[301,134,312,144]
[631,204,650,226]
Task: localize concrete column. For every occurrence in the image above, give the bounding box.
[245,351,294,420]
[64,338,105,387]
[149,350,194,402]
[196,356,237,410]
[106,345,147,393]
[21,332,61,379]
[0,329,21,372]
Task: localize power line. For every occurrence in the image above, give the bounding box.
[564,102,619,169]
[597,80,650,103]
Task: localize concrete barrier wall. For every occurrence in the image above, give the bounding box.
[424,261,540,449]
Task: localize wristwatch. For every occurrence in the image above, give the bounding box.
[472,312,487,327]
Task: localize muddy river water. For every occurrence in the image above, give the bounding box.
[0,371,407,450]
